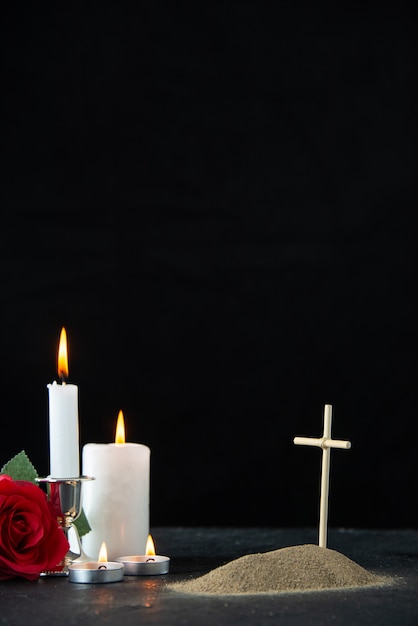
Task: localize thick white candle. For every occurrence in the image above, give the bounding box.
[47,328,80,478]
[81,412,150,561]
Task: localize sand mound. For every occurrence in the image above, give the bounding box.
[171,544,385,595]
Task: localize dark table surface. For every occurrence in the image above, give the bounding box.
[1,527,417,625]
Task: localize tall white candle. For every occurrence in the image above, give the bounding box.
[47,328,80,478]
[81,410,150,561]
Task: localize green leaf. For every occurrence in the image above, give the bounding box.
[74,508,91,538]
[1,450,38,483]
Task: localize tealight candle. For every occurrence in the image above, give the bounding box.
[47,327,80,478]
[68,542,124,584]
[116,534,170,576]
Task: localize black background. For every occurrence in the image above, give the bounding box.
[2,2,417,529]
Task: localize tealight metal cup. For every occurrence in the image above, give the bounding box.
[68,561,124,584]
[116,555,170,575]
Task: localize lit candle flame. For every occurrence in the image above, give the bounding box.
[115,410,125,444]
[98,542,108,563]
[57,327,69,380]
[145,534,156,556]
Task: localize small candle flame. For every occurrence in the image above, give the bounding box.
[98,542,108,563]
[145,534,156,556]
[57,327,69,380]
[115,410,125,444]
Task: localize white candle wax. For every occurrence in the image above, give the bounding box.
[81,443,150,561]
[47,381,80,478]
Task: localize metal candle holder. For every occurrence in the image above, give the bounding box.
[36,476,94,576]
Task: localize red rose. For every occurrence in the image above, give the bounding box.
[0,474,69,581]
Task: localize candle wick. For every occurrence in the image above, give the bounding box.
[146,557,156,562]
[98,565,108,570]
